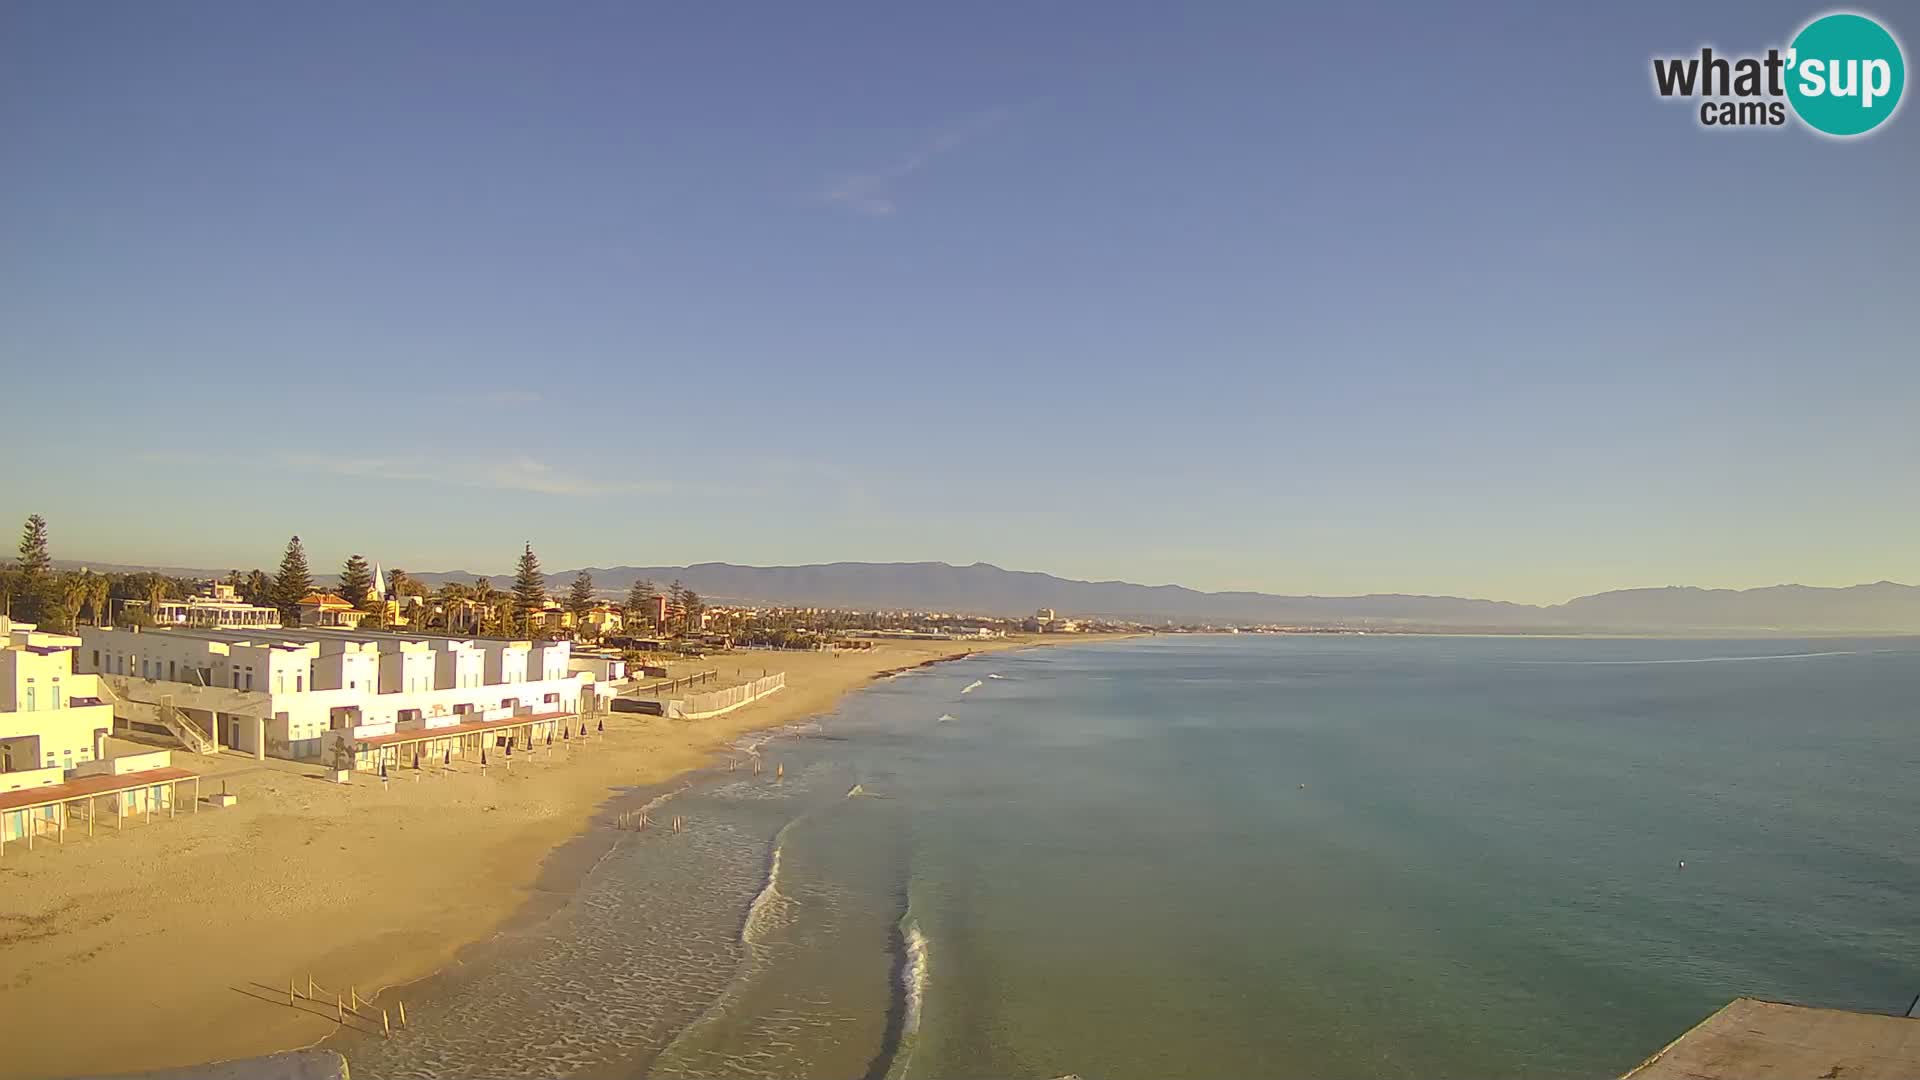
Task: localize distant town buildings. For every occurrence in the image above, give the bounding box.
[149,582,282,630]
[1023,608,1082,633]
[296,593,368,629]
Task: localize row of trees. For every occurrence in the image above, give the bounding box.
[3,514,718,643]
[621,577,705,636]
[2,515,220,632]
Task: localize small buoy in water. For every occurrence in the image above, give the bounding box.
[1298,782,1307,789]
[1678,860,1687,870]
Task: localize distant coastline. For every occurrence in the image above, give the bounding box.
[51,556,1920,636]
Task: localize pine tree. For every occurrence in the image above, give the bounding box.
[682,588,704,632]
[625,579,658,631]
[340,554,375,611]
[13,514,54,624]
[272,536,314,625]
[566,570,595,619]
[667,580,688,632]
[512,542,546,633]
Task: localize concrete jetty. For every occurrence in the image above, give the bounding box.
[1625,997,1920,1079]
[93,1049,350,1080]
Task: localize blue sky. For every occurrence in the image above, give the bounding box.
[3,2,1915,604]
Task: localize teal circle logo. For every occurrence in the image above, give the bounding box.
[1786,13,1905,136]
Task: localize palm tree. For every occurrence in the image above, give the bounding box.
[57,571,91,632]
[433,581,470,634]
[470,578,501,636]
[88,572,112,627]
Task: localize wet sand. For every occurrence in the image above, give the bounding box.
[0,635,1129,1080]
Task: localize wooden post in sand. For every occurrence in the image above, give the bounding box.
[309,974,317,999]
[398,1000,408,1029]
[337,995,344,1022]
[382,1008,391,1038]
[289,979,297,1006]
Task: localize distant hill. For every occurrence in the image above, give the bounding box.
[396,561,1920,634]
[54,557,1920,633]
[1551,582,1920,634]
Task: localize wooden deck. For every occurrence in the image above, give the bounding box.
[1625,997,1920,1079]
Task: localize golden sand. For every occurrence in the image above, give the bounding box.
[0,635,1126,1080]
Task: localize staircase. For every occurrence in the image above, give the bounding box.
[157,695,217,755]
[99,678,218,755]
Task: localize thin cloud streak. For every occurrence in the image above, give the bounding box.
[137,449,668,497]
[822,110,1006,217]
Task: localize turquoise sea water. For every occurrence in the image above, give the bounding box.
[331,635,1920,1079]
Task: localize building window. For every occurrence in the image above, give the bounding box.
[25,687,36,711]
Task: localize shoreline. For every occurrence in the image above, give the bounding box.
[0,633,1135,1080]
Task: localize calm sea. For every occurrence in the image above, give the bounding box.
[330,635,1920,1079]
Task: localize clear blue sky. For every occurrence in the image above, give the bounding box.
[3,2,1915,604]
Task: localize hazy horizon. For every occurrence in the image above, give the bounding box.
[38,542,1918,609]
[5,1,1916,606]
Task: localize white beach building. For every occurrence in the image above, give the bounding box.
[77,625,615,766]
[149,583,282,630]
[1,618,116,782]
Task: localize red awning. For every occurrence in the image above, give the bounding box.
[0,767,198,814]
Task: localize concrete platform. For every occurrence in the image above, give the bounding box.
[94,1049,348,1080]
[1626,997,1920,1079]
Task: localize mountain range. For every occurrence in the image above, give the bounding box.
[393,561,1919,634]
[52,558,1920,633]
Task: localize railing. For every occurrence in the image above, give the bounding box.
[98,678,217,755]
[158,696,217,755]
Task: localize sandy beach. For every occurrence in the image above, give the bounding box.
[0,635,1129,1080]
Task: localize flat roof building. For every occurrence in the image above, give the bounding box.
[77,625,610,768]
[1,618,114,778]
[150,583,282,630]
